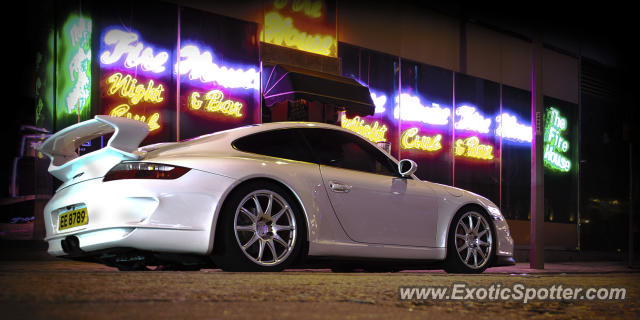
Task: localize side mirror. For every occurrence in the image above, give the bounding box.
[398,159,417,178]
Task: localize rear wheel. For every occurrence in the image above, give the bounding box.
[444,209,495,273]
[213,182,303,272]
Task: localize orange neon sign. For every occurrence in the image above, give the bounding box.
[106,72,164,105]
[401,128,442,152]
[109,104,160,131]
[341,114,388,143]
[188,90,243,118]
[454,136,494,160]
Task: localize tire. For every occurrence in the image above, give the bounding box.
[212,181,304,272]
[444,208,496,274]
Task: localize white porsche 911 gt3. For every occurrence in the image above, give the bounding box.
[40,115,514,273]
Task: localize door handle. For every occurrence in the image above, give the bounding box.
[329,181,352,193]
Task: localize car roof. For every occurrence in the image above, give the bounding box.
[182,121,354,143]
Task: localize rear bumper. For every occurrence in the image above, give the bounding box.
[43,169,235,256]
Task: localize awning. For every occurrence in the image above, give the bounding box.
[262,64,375,117]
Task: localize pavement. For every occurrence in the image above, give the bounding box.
[1,257,639,320]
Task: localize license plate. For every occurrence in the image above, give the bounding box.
[58,207,88,231]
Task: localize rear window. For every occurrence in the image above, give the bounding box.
[232,129,314,163]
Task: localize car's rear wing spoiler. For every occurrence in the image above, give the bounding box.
[39,116,149,182]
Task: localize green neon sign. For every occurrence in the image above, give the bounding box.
[543,107,571,172]
[56,14,92,120]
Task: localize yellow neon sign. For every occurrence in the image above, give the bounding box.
[263,11,336,56]
[106,72,165,105]
[109,104,160,131]
[454,136,494,160]
[341,114,388,143]
[274,0,322,18]
[401,128,442,152]
[188,90,243,118]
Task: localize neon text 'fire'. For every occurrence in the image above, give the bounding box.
[455,105,491,133]
[101,28,169,73]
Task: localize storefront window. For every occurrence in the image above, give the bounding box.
[55,1,94,130]
[339,43,399,157]
[501,85,532,220]
[453,73,500,205]
[95,1,178,144]
[543,96,578,223]
[398,60,453,185]
[178,7,260,140]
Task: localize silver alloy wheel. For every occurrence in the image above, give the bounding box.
[233,190,297,266]
[454,211,493,269]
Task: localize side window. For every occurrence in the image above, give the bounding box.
[232,129,314,163]
[301,128,398,176]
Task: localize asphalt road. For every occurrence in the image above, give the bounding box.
[1,260,639,319]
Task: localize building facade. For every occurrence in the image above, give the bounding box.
[11,0,634,258]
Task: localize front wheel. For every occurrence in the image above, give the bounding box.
[213,182,303,272]
[444,209,495,273]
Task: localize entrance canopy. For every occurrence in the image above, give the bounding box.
[262,64,375,117]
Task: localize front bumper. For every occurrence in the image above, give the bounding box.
[43,169,235,256]
[493,255,516,267]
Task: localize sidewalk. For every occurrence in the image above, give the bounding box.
[485,261,639,274]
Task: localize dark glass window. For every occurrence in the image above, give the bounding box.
[338,42,399,158]
[501,85,532,221]
[399,59,453,185]
[543,97,578,224]
[232,129,314,163]
[453,73,501,205]
[301,128,398,176]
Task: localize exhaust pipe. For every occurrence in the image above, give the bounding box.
[61,236,83,255]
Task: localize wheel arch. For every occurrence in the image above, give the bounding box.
[207,176,310,263]
[444,203,495,256]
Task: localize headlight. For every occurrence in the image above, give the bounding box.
[487,206,504,221]
[103,162,191,182]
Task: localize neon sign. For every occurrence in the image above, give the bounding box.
[109,104,160,131]
[340,114,388,143]
[401,128,442,152]
[100,28,169,74]
[274,0,323,18]
[394,94,450,125]
[352,80,387,114]
[544,107,571,172]
[59,15,92,116]
[177,45,259,90]
[455,136,494,160]
[106,73,165,105]
[371,92,387,114]
[495,112,532,143]
[263,11,336,56]
[188,90,243,118]
[455,105,491,133]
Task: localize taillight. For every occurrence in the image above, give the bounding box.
[103,162,191,182]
